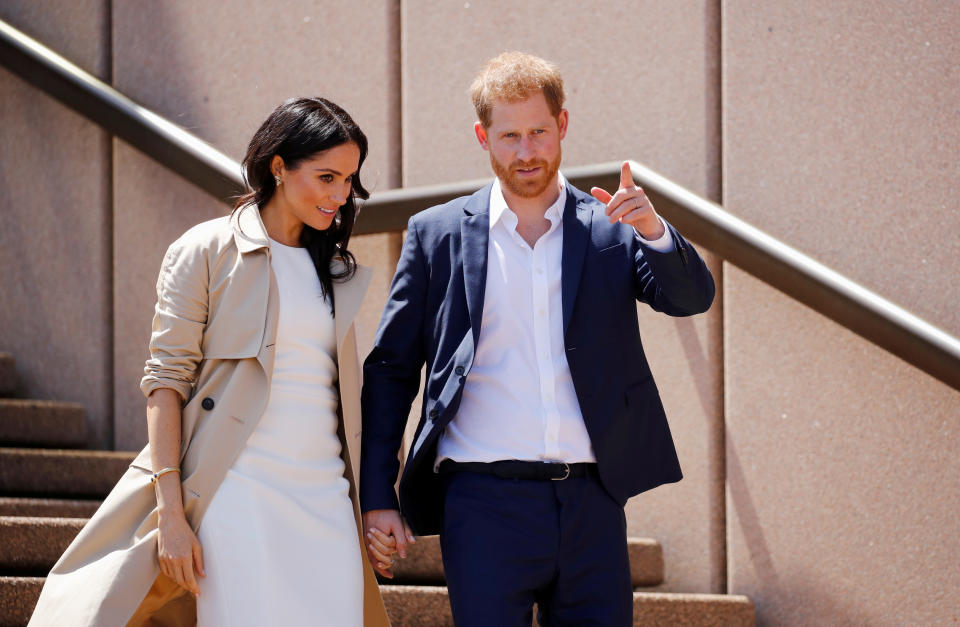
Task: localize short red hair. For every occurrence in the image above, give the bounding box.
[470,51,565,128]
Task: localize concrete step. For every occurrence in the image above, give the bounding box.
[0,400,87,448]
[388,535,664,588]
[0,516,665,586]
[0,497,101,518]
[0,576,41,627]
[0,353,15,397]
[0,577,754,627]
[382,587,755,626]
[0,517,84,574]
[0,448,135,498]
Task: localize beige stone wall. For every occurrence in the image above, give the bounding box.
[722,1,960,623]
[2,1,958,622]
[0,1,113,448]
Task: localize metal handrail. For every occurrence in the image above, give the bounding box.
[3,17,958,391]
[0,18,242,203]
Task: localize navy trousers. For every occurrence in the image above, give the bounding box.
[439,470,633,626]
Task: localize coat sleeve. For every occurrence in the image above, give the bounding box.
[360,218,429,513]
[633,219,716,316]
[140,237,210,403]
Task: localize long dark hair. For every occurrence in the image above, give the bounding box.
[235,97,369,303]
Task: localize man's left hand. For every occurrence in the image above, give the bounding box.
[590,161,665,240]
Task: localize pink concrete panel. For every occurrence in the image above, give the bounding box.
[0,2,113,448]
[723,2,960,622]
[110,1,400,448]
[631,250,725,594]
[725,268,959,624]
[722,1,960,334]
[402,1,723,592]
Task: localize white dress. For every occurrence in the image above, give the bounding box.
[196,239,363,626]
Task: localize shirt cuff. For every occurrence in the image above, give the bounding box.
[635,216,675,252]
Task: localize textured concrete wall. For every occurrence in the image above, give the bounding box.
[109,1,402,449]
[0,1,113,448]
[402,0,724,593]
[723,2,960,623]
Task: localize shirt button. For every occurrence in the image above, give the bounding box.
[538,309,545,317]
[536,268,544,274]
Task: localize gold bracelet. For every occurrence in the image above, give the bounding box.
[150,467,181,484]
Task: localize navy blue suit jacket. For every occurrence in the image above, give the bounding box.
[360,181,715,536]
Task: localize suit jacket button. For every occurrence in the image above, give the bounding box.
[201,397,215,411]
[454,366,465,376]
[429,409,439,419]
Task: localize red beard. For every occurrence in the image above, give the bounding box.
[489,147,562,199]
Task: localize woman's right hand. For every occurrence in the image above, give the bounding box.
[157,512,205,596]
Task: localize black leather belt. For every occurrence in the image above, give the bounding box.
[438,459,598,481]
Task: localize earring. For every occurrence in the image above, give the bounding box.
[274,174,282,185]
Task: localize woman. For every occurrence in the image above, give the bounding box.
[28,98,390,626]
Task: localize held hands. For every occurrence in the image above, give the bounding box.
[157,512,205,596]
[591,161,665,241]
[362,509,416,579]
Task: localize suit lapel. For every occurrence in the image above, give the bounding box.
[461,185,492,345]
[561,187,593,334]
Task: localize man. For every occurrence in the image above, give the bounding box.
[360,51,715,625]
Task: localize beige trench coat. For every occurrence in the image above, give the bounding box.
[28,204,390,626]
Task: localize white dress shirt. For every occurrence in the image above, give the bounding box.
[436,174,673,465]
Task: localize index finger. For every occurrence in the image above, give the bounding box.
[619,161,634,190]
[590,187,613,204]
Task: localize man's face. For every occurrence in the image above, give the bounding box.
[475,91,568,200]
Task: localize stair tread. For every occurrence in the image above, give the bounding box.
[0,400,87,448]
[0,497,102,518]
[0,514,664,588]
[0,448,136,498]
[0,517,85,574]
[388,534,663,588]
[0,577,754,627]
[381,586,755,626]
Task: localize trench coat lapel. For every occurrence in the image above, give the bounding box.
[230,204,279,381]
[333,260,372,354]
[333,262,372,479]
[461,184,492,346]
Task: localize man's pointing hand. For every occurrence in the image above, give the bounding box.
[590,161,665,240]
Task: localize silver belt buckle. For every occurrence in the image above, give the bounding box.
[551,462,571,480]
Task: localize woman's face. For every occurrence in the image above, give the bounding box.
[274,142,361,232]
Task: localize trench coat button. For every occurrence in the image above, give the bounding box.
[454,366,465,376]
[201,397,215,411]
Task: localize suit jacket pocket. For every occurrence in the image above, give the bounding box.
[597,242,625,256]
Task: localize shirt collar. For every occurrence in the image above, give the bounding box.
[489,172,567,231]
